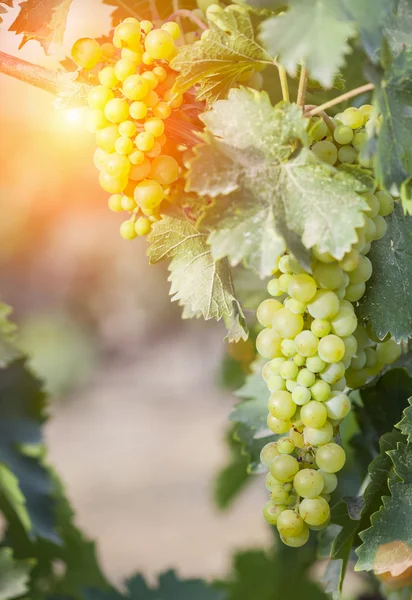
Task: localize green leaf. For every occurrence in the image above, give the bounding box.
[259,0,356,87]
[171,5,272,106]
[103,0,196,23]
[147,215,247,342]
[384,0,412,56]
[0,304,20,368]
[397,398,412,443]
[8,0,73,53]
[357,204,412,342]
[214,428,251,510]
[356,441,412,575]
[188,89,369,276]
[230,371,276,473]
[368,50,412,196]
[0,547,33,600]
[341,0,393,61]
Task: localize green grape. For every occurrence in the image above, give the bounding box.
[318,334,345,363]
[373,215,388,240]
[279,255,293,273]
[286,379,298,393]
[354,325,372,349]
[267,415,292,434]
[376,190,394,216]
[269,454,300,482]
[296,368,316,387]
[299,497,330,526]
[304,421,333,446]
[311,319,331,338]
[292,385,311,406]
[294,330,319,357]
[312,140,338,165]
[268,390,296,420]
[338,145,357,164]
[257,299,283,328]
[267,278,283,297]
[279,361,299,380]
[293,354,306,367]
[364,217,377,243]
[277,438,295,454]
[294,468,324,498]
[343,335,358,359]
[364,192,380,218]
[313,263,344,290]
[331,378,346,392]
[273,308,304,339]
[284,298,306,315]
[277,510,304,538]
[305,355,326,374]
[313,248,335,263]
[281,339,297,357]
[309,117,328,141]
[330,306,358,337]
[333,125,353,145]
[376,339,401,364]
[280,524,309,547]
[265,472,281,491]
[279,273,294,292]
[263,502,285,525]
[290,427,305,448]
[316,443,346,473]
[267,375,286,392]
[300,401,328,428]
[359,104,373,123]
[349,255,373,284]
[341,107,364,129]
[320,361,345,384]
[262,358,286,380]
[340,249,360,272]
[364,347,378,368]
[345,282,366,302]
[256,329,283,359]
[352,131,368,150]
[351,349,367,369]
[319,470,338,494]
[308,290,339,319]
[260,442,280,468]
[310,379,331,402]
[288,274,317,302]
[324,392,350,420]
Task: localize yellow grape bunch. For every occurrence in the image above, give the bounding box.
[71,18,186,240]
[257,104,401,547]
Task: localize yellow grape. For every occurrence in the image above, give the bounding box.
[135,132,155,152]
[120,219,138,240]
[135,216,152,236]
[143,90,159,108]
[108,194,123,212]
[141,71,159,90]
[71,38,101,69]
[114,58,137,82]
[130,101,148,120]
[144,29,176,60]
[123,74,150,101]
[96,125,119,152]
[153,101,172,119]
[121,196,137,211]
[134,179,164,209]
[144,117,165,138]
[113,22,142,51]
[161,21,181,40]
[129,157,152,181]
[163,89,183,108]
[104,98,129,124]
[106,153,131,178]
[88,85,114,110]
[118,120,137,138]
[99,172,128,194]
[115,137,134,155]
[99,66,120,89]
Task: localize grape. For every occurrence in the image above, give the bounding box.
[313,263,344,290]
[352,131,367,150]
[340,250,360,272]
[145,90,160,108]
[349,256,373,284]
[263,501,285,525]
[318,335,345,363]
[269,455,300,482]
[319,470,338,494]
[96,125,119,152]
[308,290,339,319]
[310,380,331,402]
[359,104,373,123]
[305,355,326,373]
[104,98,129,124]
[294,330,319,357]
[345,282,366,302]
[288,274,317,302]
[311,319,331,338]
[277,438,295,454]
[121,196,137,211]
[376,340,401,364]
[301,401,327,428]
[287,379,299,393]
[256,329,282,359]
[330,306,357,337]
[281,339,297,357]
[134,179,164,209]
[278,273,294,292]
[130,101,148,120]
[262,358,285,380]
[304,421,333,446]
[123,75,149,101]
[364,217,377,243]
[99,172,128,194]
[338,145,357,164]
[333,125,353,145]
[376,190,394,216]
[268,390,296,420]
[265,473,281,491]
[99,66,120,89]
[161,21,181,40]
[293,354,306,367]
[343,335,358,359]
[108,194,123,212]
[257,299,283,328]
[296,368,316,387]
[121,47,143,64]
[71,38,101,69]
[364,347,378,368]
[284,298,306,314]
[279,361,299,380]
[267,375,286,392]
[292,386,311,406]
[273,308,303,339]
[120,219,138,240]
[115,137,134,155]
[114,58,137,82]
[145,29,176,60]
[267,415,292,434]
[140,19,154,34]
[144,117,165,138]
[364,192,380,218]
[309,117,328,141]
[94,148,109,171]
[153,101,172,119]
[316,443,346,473]
[312,140,338,165]
[260,442,280,468]
[88,85,114,110]
[299,497,330,526]
[267,278,283,297]
[324,392,350,420]
[135,217,152,237]
[351,350,367,370]
[320,361,345,384]
[277,510,304,538]
[281,525,309,547]
[119,120,137,138]
[373,215,388,240]
[341,107,363,129]
[135,132,155,152]
[129,157,152,181]
[114,22,141,50]
[294,468,324,498]
[106,153,131,178]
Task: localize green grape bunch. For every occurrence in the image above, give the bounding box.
[257,104,400,547]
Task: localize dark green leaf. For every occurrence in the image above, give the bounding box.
[214,429,251,510]
[0,547,33,600]
[384,0,412,56]
[341,0,394,61]
[357,205,412,342]
[0,304,20,368]
[397,398,412,443]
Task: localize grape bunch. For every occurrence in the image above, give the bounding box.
[257,104,401,547]
[71,18,187,240]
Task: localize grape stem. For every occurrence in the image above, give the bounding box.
[167,9,208,31]
[305,83,375,117]
[0,50,81,97]
[278,65,290,102]
[304,105,336,132]
[297,66,308,108]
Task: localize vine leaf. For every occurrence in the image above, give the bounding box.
[8,0,72,53]
[103,0,196,24]
[397,398,412,443]
[188,89,369,276]
[230,371,276,473]
[357,205,412,342]
[0,0,13,24]
[147,215,247,342]
[214,429,250,510]
[0,304,19,367]
[171,5,272,106]
[259,0,356,87]
[384,0,412,56]
[340,0,392,61]
[0,548,33,600]
[356,441,412,576]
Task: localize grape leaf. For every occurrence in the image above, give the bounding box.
[103,0,196,24]
[259,0,356,88]
[340,0,394,61]
[397,398,412,443]
[0,548,33,600]
[0,0,13,24]
[0,304,19,368]
[188,89,369,276]
[384,0,412,56]
[230,371,276,473]
[356,441,412,575]
[9,0,72,53]
[147,215,247,342]
[171,5,272,106]
[357,205,412,342]
[367,50,412,199]
[214,431,250,510]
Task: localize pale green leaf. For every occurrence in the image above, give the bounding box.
[384,0,412,56]
[147,215,247,341]
[0,548,33,600]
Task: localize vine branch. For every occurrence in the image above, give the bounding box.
[278,65,289,103]
[167,9,208,31]
[305,83,375,117]
[297,66,307,108]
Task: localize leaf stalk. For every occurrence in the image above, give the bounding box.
[278,64,290,103]
[305,83,375,117]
